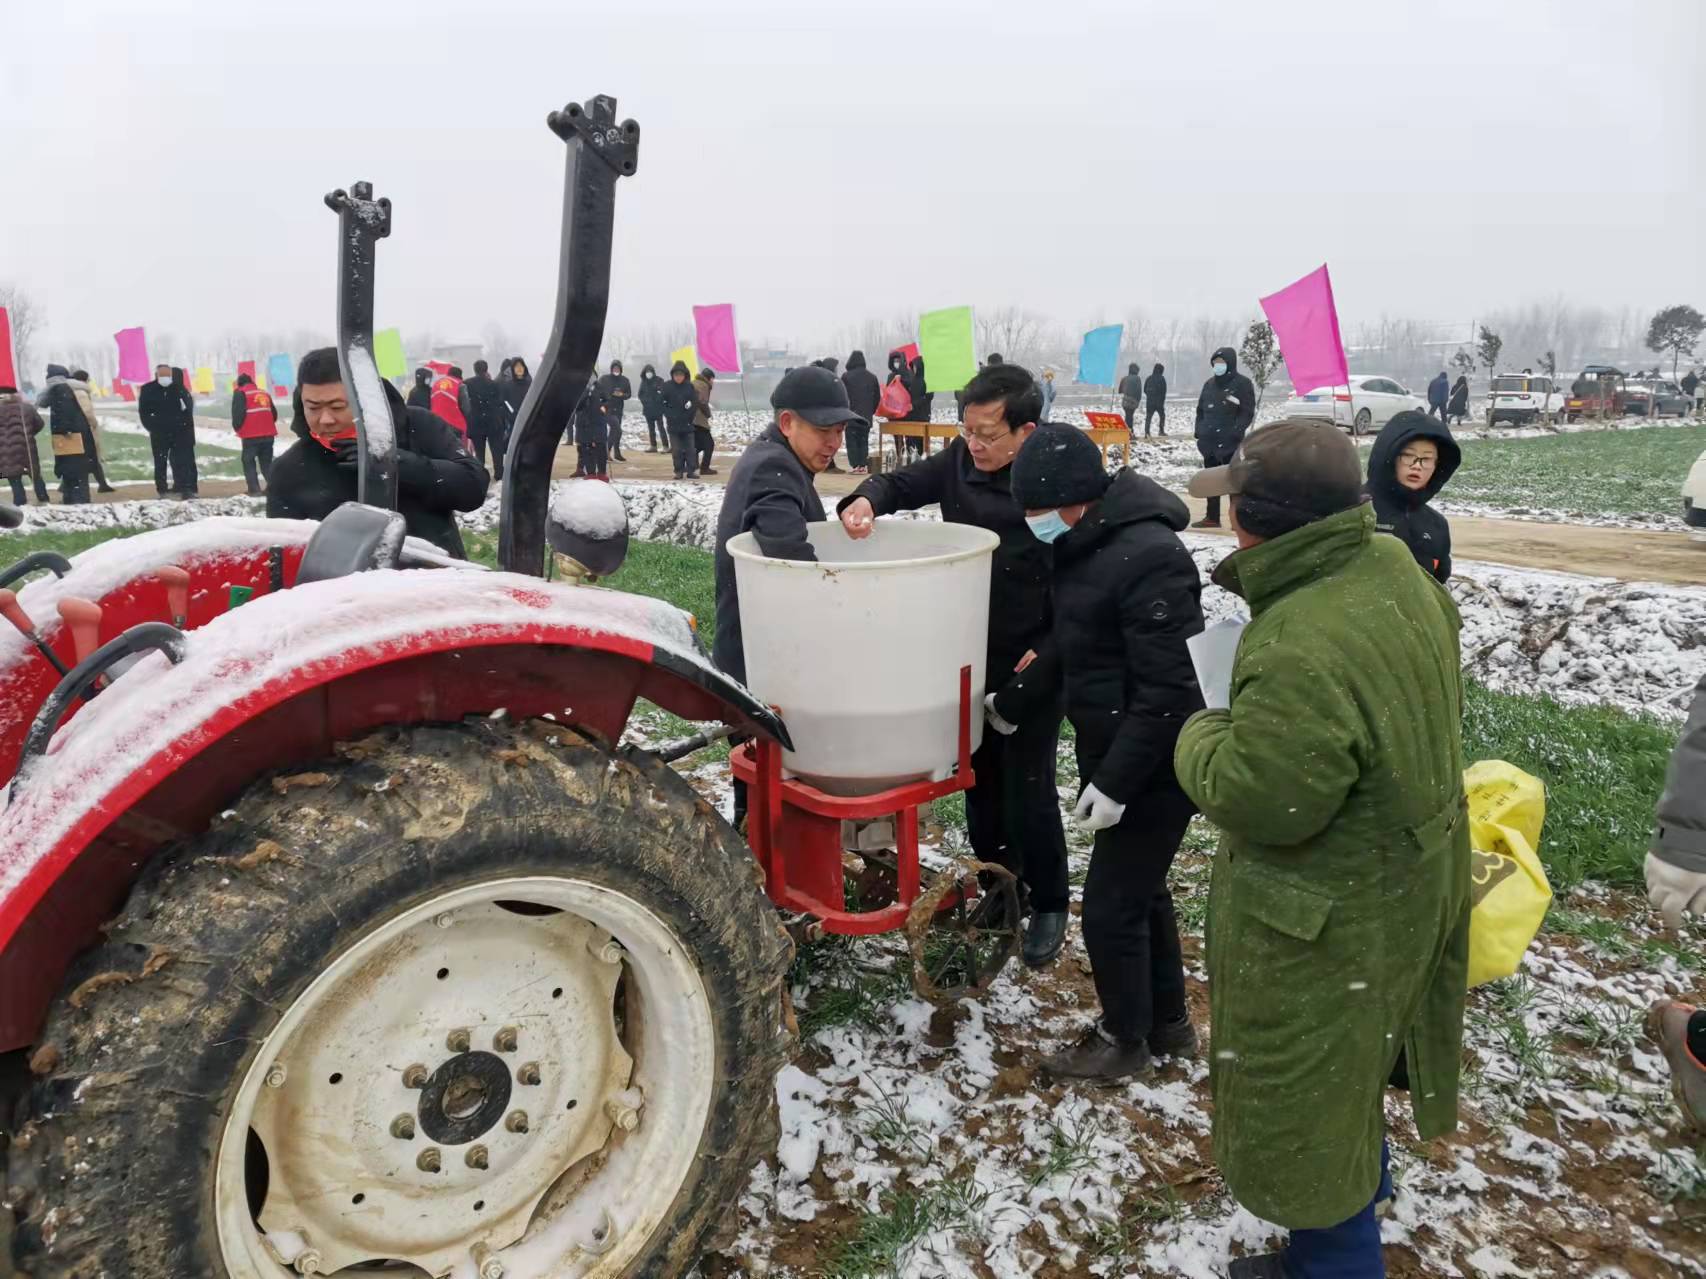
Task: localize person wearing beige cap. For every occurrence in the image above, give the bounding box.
[1173,419,1471,1279]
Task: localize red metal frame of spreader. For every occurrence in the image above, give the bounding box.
[730,665,975,936]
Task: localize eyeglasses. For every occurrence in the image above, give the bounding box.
[960,426,1012,447]
[1397,453,1438,469]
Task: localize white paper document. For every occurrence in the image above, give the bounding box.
[1187,620,1247,711]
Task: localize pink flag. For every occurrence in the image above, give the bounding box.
[0,307,15,388]
[238,358,257,385]
[893,342,920,366]
[114,326,151,383]
[1258,264,1348,396]
[692,304,741,374]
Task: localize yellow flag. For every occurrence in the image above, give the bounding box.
[193,366,215,394]
[670,344,699,375]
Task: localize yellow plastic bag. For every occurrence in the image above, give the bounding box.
[1464,759,1553,988]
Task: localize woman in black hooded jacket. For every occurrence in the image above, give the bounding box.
[1365,409,1462,584]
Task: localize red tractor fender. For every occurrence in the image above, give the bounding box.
[0,563,785,1052]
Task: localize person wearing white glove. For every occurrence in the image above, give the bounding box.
[1011,424,1209,1087]
[838,364,1072,972]
[1644,673,1706,1132]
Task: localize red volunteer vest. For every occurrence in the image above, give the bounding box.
[430,376,467,435]
[238,386,278,440]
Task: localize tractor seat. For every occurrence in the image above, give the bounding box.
[296,503,408,584]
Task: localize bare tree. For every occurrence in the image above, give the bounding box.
[0,283,44,383]
[975,306,1047,366]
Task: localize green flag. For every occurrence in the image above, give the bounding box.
[373,327,407,380]
[917,306,976,394]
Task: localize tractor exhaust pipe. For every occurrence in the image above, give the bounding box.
[498,96,640,577]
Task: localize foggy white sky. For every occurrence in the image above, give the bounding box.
[4,0,1702,359]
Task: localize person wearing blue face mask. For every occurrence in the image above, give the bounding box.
[1007,422,1208,1083]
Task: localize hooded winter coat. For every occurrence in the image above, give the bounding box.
[906,357,932,423]
[841,437,1057,714]
[464,369,511,434]
[0,391,46,484]
[660,362,698,430]
[1194,348,1256,460]
[137,371,194,437]
[1118,363,1144,403]
[713,424,825,683]
[1427,372,1450,409]
[407,369,433,409]
[1653,673,1706,877]
[638,365,665,416]
[841,351,881,420]
[1365,410,1460,584]
[1447,376,1469,416]
[501,359,533,418]
[1173,504,1469,1230]
[596,365,632,418]
[573,381,610,446]
[691,373,715,429]
[1144,365,1167,405]
[1021,470,1204,799]
[265,378,488,558]
[38,365,98,476]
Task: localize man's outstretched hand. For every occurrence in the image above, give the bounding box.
[840,496,875,540]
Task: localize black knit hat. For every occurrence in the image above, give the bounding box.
[1011,423,1111,510]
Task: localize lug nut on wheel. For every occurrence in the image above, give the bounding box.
[447,1027,471,1053]
[465,1144,489,1170]
[518,1062,541,1086]
[472,1242,505,1279]
[604,1098,641,1131]
[505,1109,529,1133]
[434,912,454,929]
[391,1114,416,1140]
[595,940,624,965]
[264,1064,288,1089]
[493,1026,518,1053]
[403,1063,429,1088]
[293,1249,323,1275]
[417,1147,442,1173]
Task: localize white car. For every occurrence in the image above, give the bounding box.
[1488,374,1565,426]
[1685,446,1706,538]
[1281,375,1428,435]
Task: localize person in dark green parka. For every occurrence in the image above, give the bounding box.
[1175,419,1471,1279]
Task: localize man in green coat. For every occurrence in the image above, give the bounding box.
[1174,420,1471,1279]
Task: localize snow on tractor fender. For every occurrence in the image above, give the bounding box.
[0,564,786,1053]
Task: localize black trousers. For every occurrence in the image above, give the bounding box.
[148,427,174,493]
[1145,403,1165,435]
[241,438,274,493]
[81,427,110,489]
[1199,445,1232,521]
[171,423,198,494]
[669,425,698,477]
[965,715,1070,912]
[578,437,608,477]
[608,412,624,458]
[845,424,871,469]
[7,476,25,504]
[1429,403,1446,421]
[1122,397,1139,430]
[469,422,506,479]
[695,426,714,471]
[1080,780,1195,1044]
[57,458,91,504]
[644,411,664,450]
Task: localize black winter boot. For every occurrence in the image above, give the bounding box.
[1148,1014,1199,1059]
[1040,1024,1153,1084]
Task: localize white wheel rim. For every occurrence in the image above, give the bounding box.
[214,876,716,1278]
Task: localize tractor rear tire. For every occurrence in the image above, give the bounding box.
[6,718,791,1278]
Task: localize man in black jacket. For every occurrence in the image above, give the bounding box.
[37,364,94,504]
[1143,363,1168,436]
[1193,346,1256,528]
[840,351,881,473]
[839,363,1071,968]
[660,360,700,480]
[463,359,512,481]
[267,347,488,558]
[1365,410,1460,584]
[407,368,434,410]
[596,359,633,463]
[1010,423,1206,1082]
[137,362,198,497]
[1118,362,1145,431]
[637,363,666,452]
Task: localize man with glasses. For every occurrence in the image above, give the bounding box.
[1363,409,1460,584]
[837,363,1071,969]
[267,347,488,558]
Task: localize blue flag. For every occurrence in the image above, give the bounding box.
[1077,324,1123,387]
[267,353,295,393]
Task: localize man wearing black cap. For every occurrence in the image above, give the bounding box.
[837,363,1071,968]
[1174,419,1469,1279]
[1006,423,1206,1079]
[715,364,865,828]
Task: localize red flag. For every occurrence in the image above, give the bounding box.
[238,358,257,384]
[116,380,136,402]
[0,307,15,388]
[890,342,920,366]
[426,359,452,376]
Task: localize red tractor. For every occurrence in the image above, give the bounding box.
[0,96,1011,1277]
